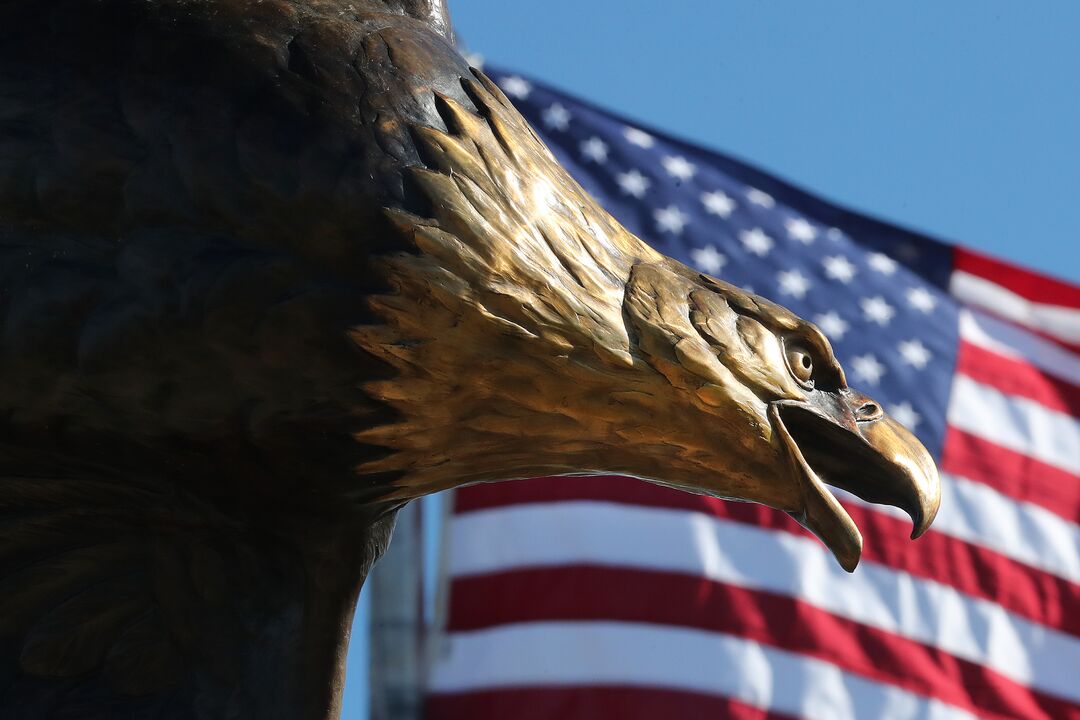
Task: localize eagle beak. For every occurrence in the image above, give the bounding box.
[769,390,941,572]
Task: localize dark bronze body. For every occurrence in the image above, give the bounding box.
[0,2,938,718]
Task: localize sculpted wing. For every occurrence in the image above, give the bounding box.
[0,2,462,717]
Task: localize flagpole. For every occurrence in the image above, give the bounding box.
[368,501,424,720]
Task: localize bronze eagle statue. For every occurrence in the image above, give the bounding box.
[0,1,940,718]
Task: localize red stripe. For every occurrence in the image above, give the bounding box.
[427,686,797,720]
[454,476,1080,635]
[940,428,1080,524]
[445,566,1072,720]
[955,246,1080,310]
[457,474,734,514]
[957,340,1080,416]
[840,502,1079,638]
[954,248,1080,354]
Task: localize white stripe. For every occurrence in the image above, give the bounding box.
[836,474,1080,584]
[938,473,1080,583]
[429,622,978,720]
[947,374,1080,476]
[448,502,1080,702]
[959,308,1080,385]
[951,270,1080,345]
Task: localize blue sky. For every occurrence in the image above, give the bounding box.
[342,4,1080,717]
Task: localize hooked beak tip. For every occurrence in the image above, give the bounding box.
[772,395,941,571]
[908,484,939,541]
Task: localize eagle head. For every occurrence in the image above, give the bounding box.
[354,70,939,571]
[619,260,938,570]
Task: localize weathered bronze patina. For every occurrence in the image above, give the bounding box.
[0,1,938,718]
[363,75,939,569]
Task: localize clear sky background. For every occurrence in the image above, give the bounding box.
[342,3,1080,717]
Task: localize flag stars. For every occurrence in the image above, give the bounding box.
[746,187,775,208]
[623,126,655,148]
[861,295,896,326]
[826,227,846,242]
[851,354,886,385]
[868,252,898,275]
[814,311,849,340]
[740,228,774,256]
[899,339,932,369]
[889,402,921,430]
[542,103,571,131]
[785,217,817,244]
[691,246,726,274]
[906,286,937,313]
[580,137,609,163]
[662,155,697,182]
[777,269,811,299]
[616,169,651,198]
[701,190,736,218]
[499,75,532,99]
[822,255,857,283]
[654,205,689,235]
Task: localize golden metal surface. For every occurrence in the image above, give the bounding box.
[355,71,940,571]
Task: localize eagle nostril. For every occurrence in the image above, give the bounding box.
[856,402,881,422]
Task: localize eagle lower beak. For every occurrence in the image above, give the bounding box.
[768,390,941,572]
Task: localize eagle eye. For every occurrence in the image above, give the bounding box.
[785,343,815,387]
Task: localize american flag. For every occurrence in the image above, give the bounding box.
[423,68,1080,719]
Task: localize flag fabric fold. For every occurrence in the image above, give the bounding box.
[423,68,1080,720]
